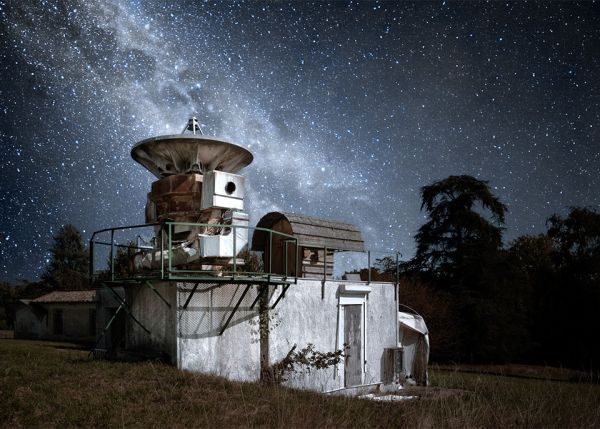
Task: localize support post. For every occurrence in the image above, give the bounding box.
[284,240,288,280]
[89,236,95,286]
[367,250,371,285]
[295,239,299,283]
[168,222,172,278]
[250,285,267,309]
[219,284,251,336]
[160,224,165,279]
[232,225,237,279]
[268,230,273,282]
[271,284,290,309]
[102,283,151,335]
[182,282,199,310]
[395,252,399,302]
[322,247,328,299]
[143,280,171,308]
[110,229,115,281]
[88,304,123,358]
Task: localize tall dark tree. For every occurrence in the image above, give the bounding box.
[412,175,507,280]
[546,207,600,369]
[547,207,600,273]
[506,233,555,360]
[42,224,89,290]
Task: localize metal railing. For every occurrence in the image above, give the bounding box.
[89,221,298,285]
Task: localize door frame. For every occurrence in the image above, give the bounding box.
[337,294,367,386]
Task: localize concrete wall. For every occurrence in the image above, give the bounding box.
[95,287,125,353]
[41,303,96,343]
[269,280,397,391]
[177,283,261,382]
[14,305,42,339]
[126,282,177,362]
[175,279,397,392]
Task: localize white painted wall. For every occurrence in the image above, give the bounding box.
[175,279,397,392]
[176,283,261,381]
[269,280,397,391]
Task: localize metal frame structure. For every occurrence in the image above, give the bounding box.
[90,221,299,353]
[90,221,403,358]
[90,221,299,286]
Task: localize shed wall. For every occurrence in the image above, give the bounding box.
[175,279,397,392]
[43,303,96,343]
[126,282,177,362]
[176,283,261,382]
[14,306,41,339]
[269,280,397,391]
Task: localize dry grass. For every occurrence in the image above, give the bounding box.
[1,339,599,428]
[433,362,598,383]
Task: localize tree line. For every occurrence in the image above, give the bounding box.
[371,175,600,371]
[1,175,599,372]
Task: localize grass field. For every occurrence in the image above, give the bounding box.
[1,339,599,428]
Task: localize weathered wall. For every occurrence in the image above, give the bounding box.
[363,282,398,385]
[175,279,397,392]
[267,280,340,391]
[177,283,261,382]
[14,305,42,339]
[94,287,125,352]
[269,280,397,391]
[126,282,177,362]
[42,303,96,343]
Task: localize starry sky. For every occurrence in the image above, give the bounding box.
[1,1,599,282]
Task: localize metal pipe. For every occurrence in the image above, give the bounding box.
[182,282,199,310]
[90,222,160,237]
[110,229,115,281]
[219,284,251,336]
[168,222,172,278]
[160,224,164,279]
[395,252,399,302]
[323,247,328,282]
[232,224,237,280]
[284,240,288,280]
[268,230,272,282]
[367,250,371,284]
[295,238,298,283]
[89,236,95,285]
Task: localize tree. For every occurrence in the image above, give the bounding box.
[42,224,89,290]
[0,281,17,330]
[545,207,600,369]
[547,207,600,274]
[411,175,507,280]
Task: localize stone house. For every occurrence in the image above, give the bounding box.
[15,290,96,344]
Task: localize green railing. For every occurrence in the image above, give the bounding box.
[89,221,298,285]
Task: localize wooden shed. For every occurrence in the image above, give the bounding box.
[251,212,364,279]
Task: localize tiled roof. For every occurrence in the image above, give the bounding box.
[31,290,96,304]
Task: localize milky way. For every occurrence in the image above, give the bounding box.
[1,1,599,282]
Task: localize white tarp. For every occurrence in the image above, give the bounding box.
[398,311,429,385]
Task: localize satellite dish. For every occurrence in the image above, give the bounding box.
[131,134,254,178]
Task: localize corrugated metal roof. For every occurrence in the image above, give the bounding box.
[31,290,96,304]
[252,211,364,252]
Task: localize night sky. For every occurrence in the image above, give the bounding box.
[1,1,599,282]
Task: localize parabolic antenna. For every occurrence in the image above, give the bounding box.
[131,134,254,178]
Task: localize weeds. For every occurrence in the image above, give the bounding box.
[1,339,600,428]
